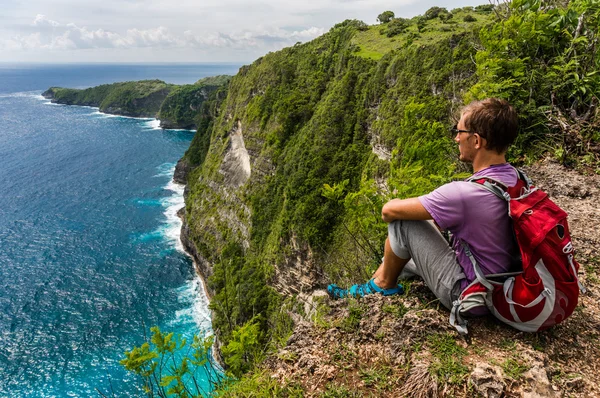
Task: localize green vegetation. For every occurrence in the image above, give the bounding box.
[358,364,393,391]
[339,300,364,333]
[214,370,304,397]
[426,333,469,384]
[381,302,408,318]
[321,383,361,398]
[119,327,223,397]
[377,11,394,24]
[500,356,529,380]
[158,76,232,129]
[352,7,495,60]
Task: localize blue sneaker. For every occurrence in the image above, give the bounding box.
[327,278,404,299]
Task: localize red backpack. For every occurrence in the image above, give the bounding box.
[449,167,586,335]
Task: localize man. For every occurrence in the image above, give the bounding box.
[328,98,520,312]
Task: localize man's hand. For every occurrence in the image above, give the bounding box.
[381,198,432,223]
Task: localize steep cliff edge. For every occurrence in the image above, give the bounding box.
[158,75,232,130]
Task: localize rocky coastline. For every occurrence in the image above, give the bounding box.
[173,164,224,368]
[41,76,230,130]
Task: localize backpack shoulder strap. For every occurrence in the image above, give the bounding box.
[467,176,510,202]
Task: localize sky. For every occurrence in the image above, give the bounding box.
[1,0,489,63]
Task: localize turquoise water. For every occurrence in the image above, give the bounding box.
[0,64,239,397]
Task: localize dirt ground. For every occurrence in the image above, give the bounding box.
[261,160,600,397]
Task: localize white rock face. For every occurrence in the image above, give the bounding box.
[220,120,251,188]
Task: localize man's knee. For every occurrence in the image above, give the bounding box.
[387,220,411,259]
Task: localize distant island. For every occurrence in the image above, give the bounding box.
[43,75,231,130]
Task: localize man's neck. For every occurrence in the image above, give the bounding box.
[472,152,507,173]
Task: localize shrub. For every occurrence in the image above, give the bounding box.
[424,6,448,20]
[475,4,495,13]
[386,18,409,37]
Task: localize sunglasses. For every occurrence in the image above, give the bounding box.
[449,124,473,135]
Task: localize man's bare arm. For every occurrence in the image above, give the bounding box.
[381,198,433,223]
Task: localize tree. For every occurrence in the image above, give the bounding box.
[377,11,395,24]
[118,327,224,397]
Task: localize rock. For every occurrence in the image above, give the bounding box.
[469,362,506,398]
[565,377,584,392]
[173,158,191,184]
[522,362,557,398]
[219,120,251,188]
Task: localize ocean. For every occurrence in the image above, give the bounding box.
[0,63,241,397]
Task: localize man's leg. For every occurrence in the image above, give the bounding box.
[372,238,410,289]
[382,220,466,309]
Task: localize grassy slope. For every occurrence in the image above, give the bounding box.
[353,7,492,60]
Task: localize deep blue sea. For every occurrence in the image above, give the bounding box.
[0,64,241,397]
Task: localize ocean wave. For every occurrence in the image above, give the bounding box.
[154,162,176,178]
[134,164,185,251]
[143,119,162,130]
[163,179,185,253]
[170,278,212,333]
[0,91,45,98]
[134,199,163,206]
[136,230,164,242]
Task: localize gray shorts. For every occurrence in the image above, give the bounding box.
[388,220,466,310]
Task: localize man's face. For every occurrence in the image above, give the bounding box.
[454,112,476,163]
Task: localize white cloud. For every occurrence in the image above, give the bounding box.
[0,0,486,62]
[33,14,60,27]
[0,14,326,53]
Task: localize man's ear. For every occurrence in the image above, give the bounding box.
[474,133,483,149]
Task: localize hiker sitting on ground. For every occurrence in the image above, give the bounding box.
[328,98,520,311]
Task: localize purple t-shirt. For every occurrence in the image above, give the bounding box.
[419,163,519,289]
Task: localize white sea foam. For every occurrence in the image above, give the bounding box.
[135,164,184,249]
[170,278,212,333]
[156,162,213,333]
[144,119,162,130]
[163,178,185,253]
[154,162,176,178]
[0,91,43,98]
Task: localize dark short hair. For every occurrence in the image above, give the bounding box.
[462,98,518,154]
